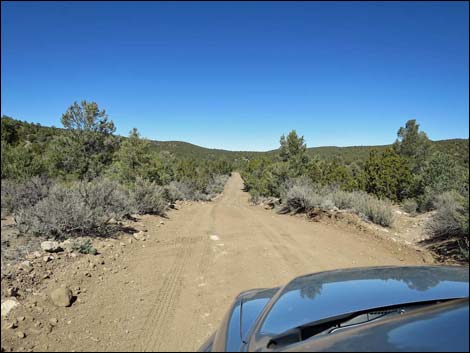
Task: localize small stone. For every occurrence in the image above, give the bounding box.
[5,321,18,329]
[7,287,19,297]
[159,221,165,225]
[17,316,25,322]
[49,318,58,326]
[133,231,146,241]
[127,238,133,244]
[43,255,53,263]
[20,260,32,271]
[16,331,26,339]
[50,287,73,307]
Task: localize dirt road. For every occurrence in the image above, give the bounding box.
[27,173,431,351]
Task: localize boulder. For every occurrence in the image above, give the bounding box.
[41,241,63,253]
[50,287,73,307]
[1,298,19,317]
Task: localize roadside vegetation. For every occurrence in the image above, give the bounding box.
[1,101,232,241]
[240,121,469,262]
[1,107,468,262]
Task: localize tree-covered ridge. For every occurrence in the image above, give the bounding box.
[2,115,468,167]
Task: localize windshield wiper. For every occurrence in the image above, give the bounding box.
[266,299,452,350]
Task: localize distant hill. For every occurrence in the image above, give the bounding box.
[2,116,468,166]
[307,139,469,165]
[149,140,266,160]
[150,139,469,166]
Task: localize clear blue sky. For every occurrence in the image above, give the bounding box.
[1,1,468,151]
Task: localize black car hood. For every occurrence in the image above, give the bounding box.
[250,265,469,351]
[205,266,469,352]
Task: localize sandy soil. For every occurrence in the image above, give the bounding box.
[1,173,435,352]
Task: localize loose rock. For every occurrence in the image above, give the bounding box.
[6,287,19,297]
[50,287,73,307]
[5,321,18,329]
[20,261,32,272]
[1,298,19,317]
[133,232,146,241]
[59,239,74,252]
[41,241,62,253]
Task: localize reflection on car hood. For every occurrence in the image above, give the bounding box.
[254,266,469,340]
[283,298,469,352]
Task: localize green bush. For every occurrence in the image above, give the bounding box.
[205,174,229,197]
[364,149,412,202]
[355,195,394,227]
[332,189,394,227]
[131,177,167,215]
[72,239,98,255]
[402,199,418,216]
[15,178,133,239]
[1,176,52,217]
[278,178,394,227]
[425,192,469,261]
[281,177,323,213]
[426,192,468,239]
[331,190,356,209]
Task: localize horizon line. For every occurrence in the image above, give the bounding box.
[2,115,468,154]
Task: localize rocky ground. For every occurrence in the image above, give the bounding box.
[1,212,169,352]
